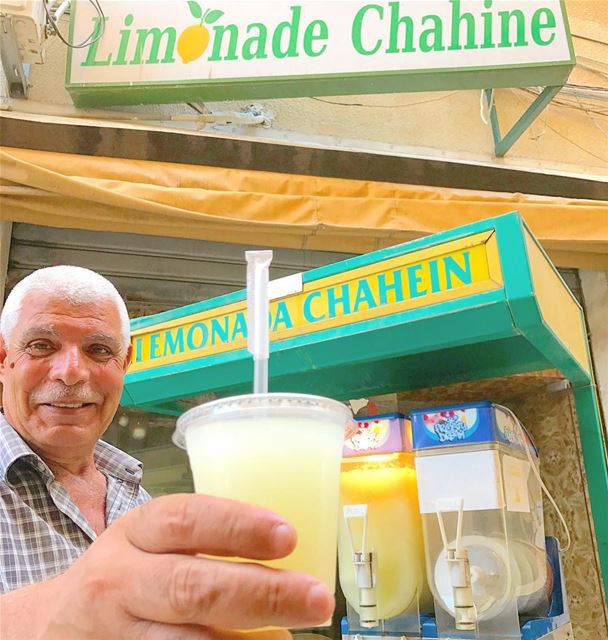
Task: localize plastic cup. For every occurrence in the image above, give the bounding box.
[173,393,352,596]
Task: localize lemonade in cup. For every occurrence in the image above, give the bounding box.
[173,251,351,627]
[173,392,352,613]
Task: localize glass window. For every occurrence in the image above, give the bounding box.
[104,409,193,496]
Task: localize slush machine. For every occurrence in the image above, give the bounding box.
[339,413,431,636]
[338,403,573,640]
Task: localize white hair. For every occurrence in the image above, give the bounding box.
[1,266,131,351]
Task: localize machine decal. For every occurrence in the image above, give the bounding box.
[422,408,479,443]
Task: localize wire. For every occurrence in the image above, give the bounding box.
[310,92,458,108]
[495,405,572,553]
[573,92,608,139]
[572,33,608,47]
[566,83,608,93]
[42,0,105,49]
[479,89,489,125]
[545,121,608,163]
[523,87,608,108]
[187,103,208,115]
[529,111,547,141]
[588,113,608,138]
[517,86,608,110]
[576,58,608,79]
[520,95,608,118]
[54,0,71,22]
[509,89,608,161]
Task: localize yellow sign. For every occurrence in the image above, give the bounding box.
[130,231,503,372]
[524,230,590,374]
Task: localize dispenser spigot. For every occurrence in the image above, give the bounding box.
[436,498,477,632]
[352,550,378,627]
[344,504,379,628]
[446,546,476,631]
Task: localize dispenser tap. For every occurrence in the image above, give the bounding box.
[344,504,379,628]
[446,546,476,631]
[436,498,477,632]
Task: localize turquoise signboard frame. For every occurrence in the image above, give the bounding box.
[122,212,608,599]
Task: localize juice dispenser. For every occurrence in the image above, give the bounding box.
[410,401,569,640]
[338,413,431,636]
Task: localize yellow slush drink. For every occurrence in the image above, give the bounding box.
[338,452,431,619]
[174,393,352,594]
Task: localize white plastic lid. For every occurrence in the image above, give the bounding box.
[173,392,352,449]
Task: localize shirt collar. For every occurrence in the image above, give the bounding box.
[0,413,46,481]
[0,413,143,484]
[93,439,144,483]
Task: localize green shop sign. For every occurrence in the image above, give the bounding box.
[66,0,574,107]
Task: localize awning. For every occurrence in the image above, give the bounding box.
[1,146,607,269]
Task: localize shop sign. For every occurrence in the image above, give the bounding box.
[129,230,503,373]
[67,0,574,107]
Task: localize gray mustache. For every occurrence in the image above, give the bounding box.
[32,385,102,405]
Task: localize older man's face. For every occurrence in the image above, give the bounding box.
[0,294,131,456]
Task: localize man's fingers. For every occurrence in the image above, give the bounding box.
[129,620,292,640]
[123,494,296,560]
[125,554,334,629]
[106,495,331,631]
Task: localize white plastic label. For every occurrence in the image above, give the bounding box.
[268,273,303,300]
[415,450,504,513]
[502,455,531,513]
[343,504,368,518]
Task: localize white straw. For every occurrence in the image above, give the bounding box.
[246,250,273,394]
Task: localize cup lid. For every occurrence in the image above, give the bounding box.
[173,392,352,449]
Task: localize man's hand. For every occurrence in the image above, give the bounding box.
[2,494,334,640]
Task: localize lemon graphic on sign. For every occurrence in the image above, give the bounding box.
[177,1,224,64]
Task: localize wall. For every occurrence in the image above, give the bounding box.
[515,388,608,640]
[580,270,608,434]
[0,222,12,310]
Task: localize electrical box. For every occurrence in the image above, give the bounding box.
[0,0,46,63]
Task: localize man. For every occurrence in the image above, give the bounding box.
[0,266,333,639]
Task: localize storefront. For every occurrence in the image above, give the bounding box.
[119,212,607,636]
[1,1,607,636]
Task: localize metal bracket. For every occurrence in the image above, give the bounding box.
[484,86,562,157]
[0,15,29,98]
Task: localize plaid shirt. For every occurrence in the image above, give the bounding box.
[0,413,151,593]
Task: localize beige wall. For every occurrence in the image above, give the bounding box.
[0,222,12,311]
[580,270,608,432]
[513,388,608,640]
